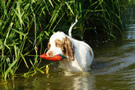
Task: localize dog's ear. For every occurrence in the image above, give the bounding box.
[63,37,74,61]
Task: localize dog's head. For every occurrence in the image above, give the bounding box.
[46,31,74,61]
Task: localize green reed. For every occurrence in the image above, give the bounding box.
[0,0,126,80]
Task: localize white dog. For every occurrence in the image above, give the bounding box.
[46,18,94,73]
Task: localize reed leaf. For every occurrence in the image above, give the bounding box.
[65,1,74,15]
[3,22,13,53]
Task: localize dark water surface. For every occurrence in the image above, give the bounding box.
[0,39,135,90]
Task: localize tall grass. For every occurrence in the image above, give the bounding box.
[0,0,126,80]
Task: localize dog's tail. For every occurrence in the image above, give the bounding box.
[68,16,78,37]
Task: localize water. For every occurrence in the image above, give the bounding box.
[0,39,135,90]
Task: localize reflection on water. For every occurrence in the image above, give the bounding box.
[0,72,95,90]
[124,5,135,39]
[125,24,135,39]
[92,40,135,90]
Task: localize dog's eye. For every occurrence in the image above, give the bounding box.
[56,43,61,47]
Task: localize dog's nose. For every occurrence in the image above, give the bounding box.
[47,51,53,57]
